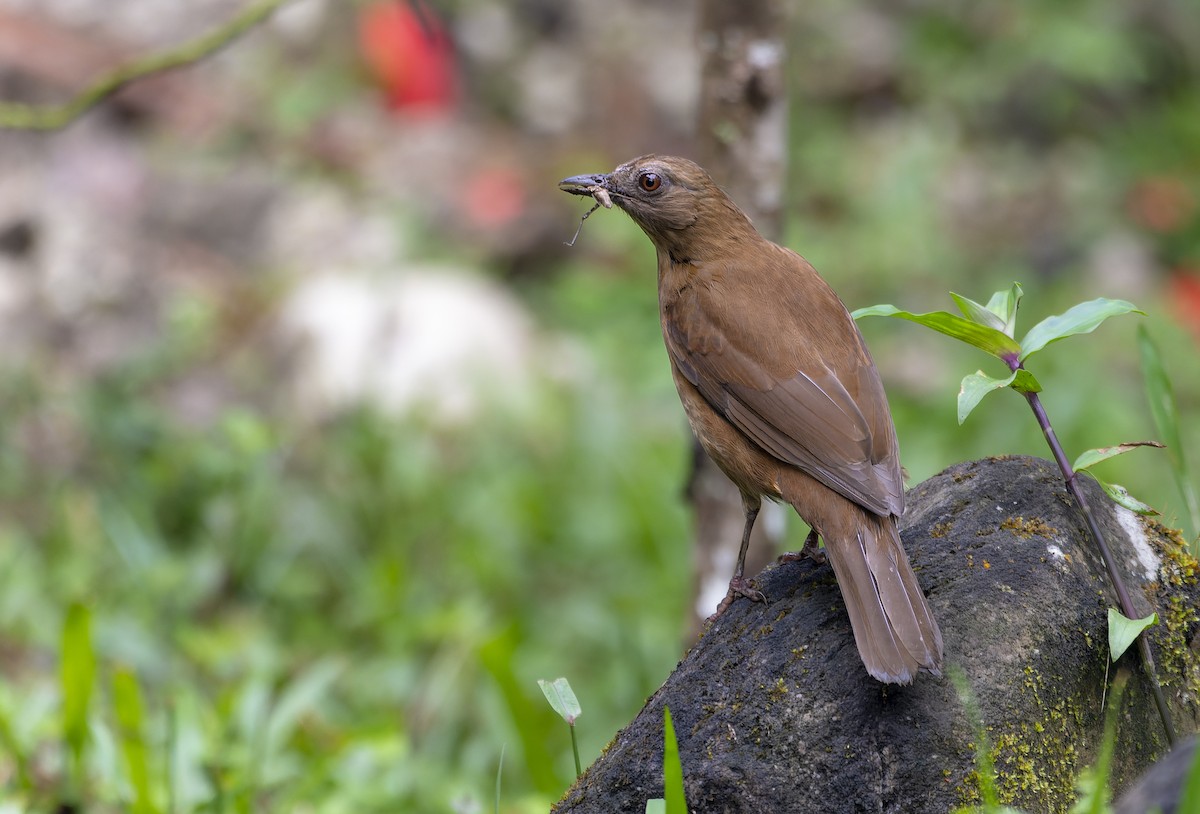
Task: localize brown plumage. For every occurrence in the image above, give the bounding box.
[560,155,943,683]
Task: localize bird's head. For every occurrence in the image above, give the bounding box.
[560,155,757,262]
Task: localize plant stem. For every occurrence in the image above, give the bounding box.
[1018,381,1176,746]
[570,723,582,777]
[0,0,293,130]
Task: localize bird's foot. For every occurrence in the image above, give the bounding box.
[707,576,767,622]
[777,529,826,565]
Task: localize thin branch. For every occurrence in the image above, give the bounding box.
[0,0,293,131]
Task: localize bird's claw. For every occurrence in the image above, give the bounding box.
[707,576,767,622]
[778,529,826,565]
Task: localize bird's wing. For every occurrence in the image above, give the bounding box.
[664,258,904,517]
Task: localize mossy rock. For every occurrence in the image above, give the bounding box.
[553,456,1200,814]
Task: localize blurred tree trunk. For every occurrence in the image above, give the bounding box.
[686,0,790,635]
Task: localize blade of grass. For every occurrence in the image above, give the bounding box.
[0,704,33,793]
[114,667,157,814]
[1075,672,1127,814]
[663,707,686,814]
[1180,739,1200,814]
[495,744,505,814]
[61,601,96,800]
[480,630,559,794]
[949,667,999,811]
[1138,325,1200,544]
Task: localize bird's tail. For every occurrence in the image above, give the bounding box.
[807,500,944,684]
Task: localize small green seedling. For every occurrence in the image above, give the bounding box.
[856,284,1176,746]
[538,677,582,777]
[854,282,1142,423]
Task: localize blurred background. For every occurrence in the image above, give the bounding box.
[0,0,1196,811]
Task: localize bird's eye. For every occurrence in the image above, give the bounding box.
[639,172,662,192]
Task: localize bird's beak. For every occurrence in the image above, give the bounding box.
[558,173,611,197]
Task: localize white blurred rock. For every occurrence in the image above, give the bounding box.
[278,268,542,422]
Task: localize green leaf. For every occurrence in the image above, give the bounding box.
[958,371,1015,424]
[538,677,581,725]
[60,602,96,770]
[645,801,666,814]
[1139,325,1200,540]
[114,668,156,814]
[958,368,1039,424]
[985,282,1023,337]
[950,292,1007,332]
[1108,608,1156,662]
[853,304,1023,361]
[1180,733,1200,814]
[1018,298,1143,361]
[663,707,687,814]
[1097,479,1158,515]
[1009,368,1042,394]
[1072,442,1165,473]
[482,630,557,793]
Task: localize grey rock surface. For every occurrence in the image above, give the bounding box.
[554,456,1200,814]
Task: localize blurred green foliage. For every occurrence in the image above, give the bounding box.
[0,272,691,810]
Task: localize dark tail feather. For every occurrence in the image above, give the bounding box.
[820,506,943,684]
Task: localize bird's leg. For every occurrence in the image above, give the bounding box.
[709,494,767,619]
[778,528,826,565]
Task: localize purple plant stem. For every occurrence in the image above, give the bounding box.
[1014,362,1176,746]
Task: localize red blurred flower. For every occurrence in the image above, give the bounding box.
[1168,269,1200,342]
[358,0,458,113]
[461,166,527,231]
